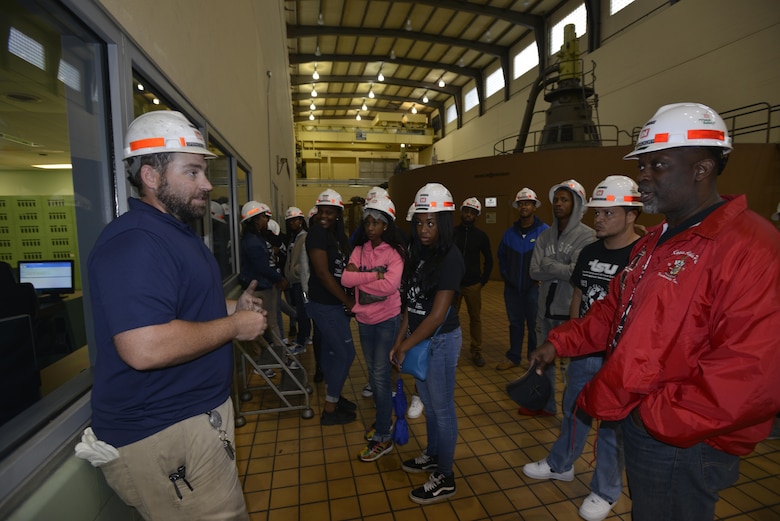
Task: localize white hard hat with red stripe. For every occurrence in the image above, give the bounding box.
[461,197,482,215]
[210,201,226,222]
[513,188,541,208]
[241,201,271,223]
[285,206,305,220]
[624,102,732,159]
[587,175,643,208]
[364,196,397,221]
[365,186,389,202]
[549,179,587,206]
[315,189,344,209]
[412,183,455,213]
[123,110,216,160]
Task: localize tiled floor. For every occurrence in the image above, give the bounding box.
[233,283,780,520]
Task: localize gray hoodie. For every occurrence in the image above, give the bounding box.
[529,185,596,321]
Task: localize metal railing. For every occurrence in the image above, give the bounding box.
[497,102,780,155]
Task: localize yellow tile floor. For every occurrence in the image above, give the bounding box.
[233,283,780,520]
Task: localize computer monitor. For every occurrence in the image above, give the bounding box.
[17,260,75,300]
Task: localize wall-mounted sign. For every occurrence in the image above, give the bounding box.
[485,197,497,207]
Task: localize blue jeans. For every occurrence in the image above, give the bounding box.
[503,285,539,363]
[416,327,461,477]
[536,315,563,414]
[358,315,401,442]
[291,284,311,346]
[305,301,355,401]
[623,411,740,521]
[546,355,623,503]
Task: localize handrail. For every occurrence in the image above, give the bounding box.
[495,102,780,155]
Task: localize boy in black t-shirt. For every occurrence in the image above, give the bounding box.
[523,175,643,521]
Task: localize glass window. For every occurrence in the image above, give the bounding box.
[551,3,587,53]
[445,103,458,125]
[1,0,110,440]
[485,68,505,97]
[513,42,539,79]
[610,0,637,15]
[464,87,479,112]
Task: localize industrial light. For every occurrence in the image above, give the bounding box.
[309,112,315,121]
[152,98,160,105]
[405,19,412,31]
[315,44,321,57]
[312,64,319,80]
[411,105,417,114]
[378,71,384,82]
[317,12,324,25]
[136,83,144,91]
[310,101,316,110]
[361,99,367,111]
[368,85,375,99]
[389,49,396,60]
[438,79,445,88]
[356,113,361,121]
[422,92,429,103]
[311,84,318,97]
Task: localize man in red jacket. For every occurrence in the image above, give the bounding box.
[530,102,780,521]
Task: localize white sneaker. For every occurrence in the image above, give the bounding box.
[362,383,373,398]
[522,458,575,481]
[407,395,424,418]
[579,492,614,521]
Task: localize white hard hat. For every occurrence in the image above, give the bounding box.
[267,219,280,236]
[549,179,587,206]
[365,186,389,202]
[405,203,415,222]
[285,206,305,220]
[624,102,732,159]
[307,206,319,219]
[412,183,455,213]
[221,202,231,216]
[513,188,541,208]
[461,197,482,215]
[123,111,216,160]
[241,201,271,223]
[315,189,344,209]
[364,196,397,221]
[587,175,643,208]
[210,201,226,222]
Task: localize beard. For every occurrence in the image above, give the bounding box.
[158,174,207,222]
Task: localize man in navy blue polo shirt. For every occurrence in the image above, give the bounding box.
[86,111,267,520]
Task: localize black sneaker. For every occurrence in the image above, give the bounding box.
[409,472,456,504]
[337,396,357,412]
[401,452,438,473]
[321,409,356,425]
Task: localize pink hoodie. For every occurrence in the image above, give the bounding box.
[341,241,403,325]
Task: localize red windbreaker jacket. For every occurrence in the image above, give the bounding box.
[548,195,780,455]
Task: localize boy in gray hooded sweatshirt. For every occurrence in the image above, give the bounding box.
[528,179,596,416]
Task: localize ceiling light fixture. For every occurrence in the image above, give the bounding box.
[361,99,367,111]
[356,112,361,121]
[422,92,429,103]
[389,49,396,60]
[368,84,375,98]
[459,58,465,67]
[311,84,318,97]
[152,98,160,105]
[317,12,324,25]
[438,78,445,88]
[485,30,492,43]
[136,83,144,91]
[405,19,412,31]
[32,163,72,169]
[310,101,316,110]
[411,105,417,114]
[309,112,315,121]
[315,44,321,57]
[400,143,406,148]
[312,63,319,80]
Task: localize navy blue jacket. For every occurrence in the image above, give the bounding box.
[497,216,549,292]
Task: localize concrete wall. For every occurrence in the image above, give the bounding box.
[431,0,780,163]
[96,0,297,209]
